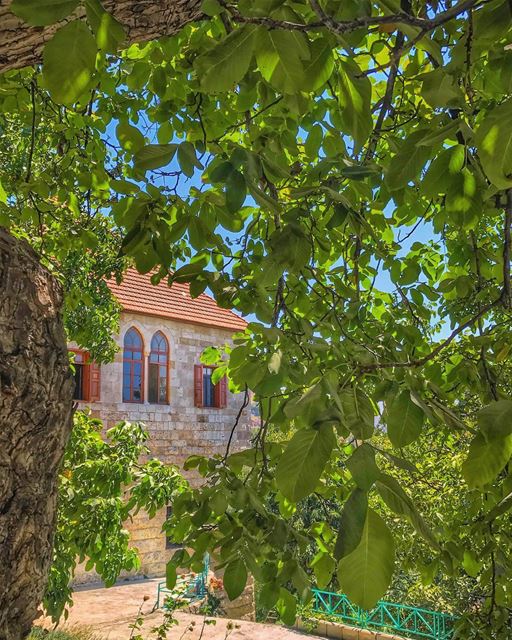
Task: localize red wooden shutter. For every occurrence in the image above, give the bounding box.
[194,365,203,407]
[89,361,101,402]
[215,375,227,408]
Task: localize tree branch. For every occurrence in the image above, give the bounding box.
[503,189,512,307]
[220,0,484,36]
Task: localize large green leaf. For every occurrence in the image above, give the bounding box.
[301,39,335,92]
[11,0,79,26]
[334,487,368,560]
[462,432,512,489]
[86,0,126,53]
[255,29,310,94]
[477,400,512,438]
[385,130,436,191]
[42,20,97,105]
[475,99,512,189]
[386,391,424,448]
[338,508,395,609]
[116,122,145,153]
[376,474,438,548]
[346,443,380,491]
[223,557,248,600]
[195,25,257,93]
[421,68,464,108]
[340,387,374,440]
[134,144,178,172]
[275,424,335,501]
[338,61,372,151]
[276,588,297,626]
[311,552,336,588]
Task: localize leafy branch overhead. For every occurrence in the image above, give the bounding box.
[3,0,512,636]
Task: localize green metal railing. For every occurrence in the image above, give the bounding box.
[156,554,210,609]
[312,589,456,640]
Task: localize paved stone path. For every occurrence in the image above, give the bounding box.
[39,578,317,640]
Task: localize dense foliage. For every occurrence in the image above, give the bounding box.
[3,0,512,636]
[46,412,184,622]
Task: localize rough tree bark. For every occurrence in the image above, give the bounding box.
[0,229,74,640]
[0,0,204,73]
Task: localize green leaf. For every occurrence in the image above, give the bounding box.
[116,122,145,153]
[275,424,335,501]
[477,400,512,438]
[225,170,247,213]
[334,488,368,560]
[195,25,257,93]
[421,68,464,108]
[42,20,97,105]
[276,588,297,626]
[417,120,460,147]
[475,99,512,189]
[346,443,380,491]
[462,550,481,578]
[340,164,381,180]
[134,144,178,172]
[268,350,282,374]
[255,29,309,93]
[376,474,438,548]
[201,0,222,16]
[223,557,248,600]
[270,223,311,273]
[337,508,395,610]
[338,61,372,151]
[85,0,125,53]
[165,561,177,589]
[11,0,79,26]
[462,432,512,489]
[386,391,424,448]
[340,387,374,440]
[310,552,335,589]
[177,142,203,177]
[301,39,335,92]
[385,130,436,191]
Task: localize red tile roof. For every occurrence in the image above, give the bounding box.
[107,268,247,332]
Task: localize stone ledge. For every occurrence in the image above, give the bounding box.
[294,618,407,640]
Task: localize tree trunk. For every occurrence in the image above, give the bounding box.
[0,0,203,74]
[0,229,74,640]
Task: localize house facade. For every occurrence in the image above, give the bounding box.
[71,268,252,587]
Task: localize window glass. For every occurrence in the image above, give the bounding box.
[73,362,84,400]
[148,331,168,404]
[123,328,144,402]
[203,366,216,407]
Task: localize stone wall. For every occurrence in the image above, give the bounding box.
[73,311,253,617]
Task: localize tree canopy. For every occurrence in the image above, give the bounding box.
[2,0,512,637]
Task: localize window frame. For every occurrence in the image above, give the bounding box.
[148,331,170,405]
[194,364,227,409]
[70,349,90,402]
[122,327,145,404]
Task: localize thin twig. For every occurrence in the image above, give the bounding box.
[503,189,512,307]
[223,385,249,461]
[25,78,37,183]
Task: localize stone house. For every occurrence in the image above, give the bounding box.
[71,268,252,587]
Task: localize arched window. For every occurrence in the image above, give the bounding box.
[123,327,144,402]
[148,331,169,404]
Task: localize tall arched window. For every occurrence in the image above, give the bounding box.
[123,327,144,402]
[148,331,169,404]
